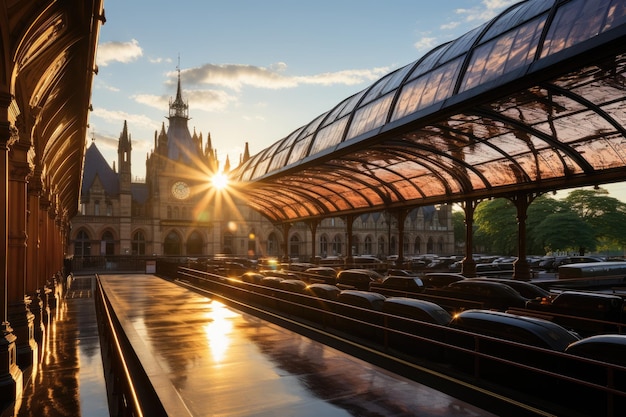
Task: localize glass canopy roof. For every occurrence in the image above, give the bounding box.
[230,0,626,223]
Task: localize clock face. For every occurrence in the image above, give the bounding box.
[171,181,190,200]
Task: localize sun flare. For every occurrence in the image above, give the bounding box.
[211,172,229,190]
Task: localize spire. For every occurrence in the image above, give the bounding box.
[169,63,189,119]
[243,142,250,163]
[118,120,131,151]
[224,155,231,173]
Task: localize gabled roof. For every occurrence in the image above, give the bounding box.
[82,143,119,199]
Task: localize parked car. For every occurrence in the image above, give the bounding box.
[336,269,383,290]
[382,297,451,325]
[449,309,580,351]
[426,279,528,311]
[335,290,386,338]
[337,290,386,311]
[446,309,581,392]
[369,276,425,296]
[467,277,552,300]
[524,290,625,336]
[382,297,451,360]
[565,334,626,366]
[240,272,265,284]
[278,279,308,293]
[303,266,338,284]
[421,272,466,288]
[304,283,341,300]
[561,334,626,415]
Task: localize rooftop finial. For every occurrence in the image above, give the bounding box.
[169,55,188,119]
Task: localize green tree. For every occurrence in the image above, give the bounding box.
[474,198,517,255]
[533,211,596,253]
[526,195,569,254]
[565,188,626,250]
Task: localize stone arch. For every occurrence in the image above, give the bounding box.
[163,230,182,256]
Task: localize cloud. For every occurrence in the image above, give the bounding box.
[414,36,438,52]
[91,107,158,130]
[454,0,518,23]
[169,63,391,91]
[97,39,143,67]
[133,89,238,112]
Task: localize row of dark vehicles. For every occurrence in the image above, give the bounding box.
[180,262,626,416]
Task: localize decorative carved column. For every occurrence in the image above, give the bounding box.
[280,223,291,263]
[460,199,478,277]
[344,214,354,264]
[307,220,319,263]
[7,114,37,374]
[509,192,537,281]
[27,172,44,354]
[0,90,23,410]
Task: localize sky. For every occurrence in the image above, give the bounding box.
[90,0,626,201]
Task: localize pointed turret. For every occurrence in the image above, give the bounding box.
[118,120,132,192]
[242,142,250,163]
[169,67,189,119]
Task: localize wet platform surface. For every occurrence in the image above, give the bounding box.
[98,274,496,417]
[17,275,109,417]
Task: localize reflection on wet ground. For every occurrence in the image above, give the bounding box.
[17,276,109,417]
[99,274,496,417]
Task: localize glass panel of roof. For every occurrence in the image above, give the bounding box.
[572,134,626,169]
[319,95,357,129]
[481,0,551,42]
[361,64,413,105]
[605,0,626,29]
[286,135,314,166]
[540,0,622,58]
[534,109,616,144]
[253,140,282,177]
[239,149,270,181]
[296,112,329,141]
[335,90,368,120]
[436,24,487,64]
[308,117,349,156]
[407,43,452,80]
[461,16,545,92]
[345,94,394,141]
[392,58,463,122]
[267,148,291,172]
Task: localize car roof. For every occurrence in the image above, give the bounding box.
[451,309,579,350]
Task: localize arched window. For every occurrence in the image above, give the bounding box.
[164,231,182,255]
[414,236,421,254]
[351,235,360,256]
[101,231,115,255]
[248,229,256,257]
[167,206,172,219]
[331,234,342,256]
[378,237,385,257]
[267,232,279,256]
[364,236,373,255]
[223,231,233,254]
[132,230,146,255]
[74,230,91,256]
[320,235,328,257]
[289,234,300,258]
[427,237,435,254]
[187,231,203,255]
[94,200,100,216]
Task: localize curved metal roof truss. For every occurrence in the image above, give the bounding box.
[231,0,626,223]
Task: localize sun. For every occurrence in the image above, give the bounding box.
[211,172,229,190]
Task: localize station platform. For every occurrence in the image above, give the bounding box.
[17,274,500,416]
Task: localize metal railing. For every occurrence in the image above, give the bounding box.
[95,275,167,417]
[176,267,626,417]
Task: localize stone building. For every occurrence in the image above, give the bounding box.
[69,74,454,263]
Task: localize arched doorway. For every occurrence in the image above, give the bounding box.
[101,231,115,255]
[164,231,182,255]
[74,230,91,256]
[187,231,203,256]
